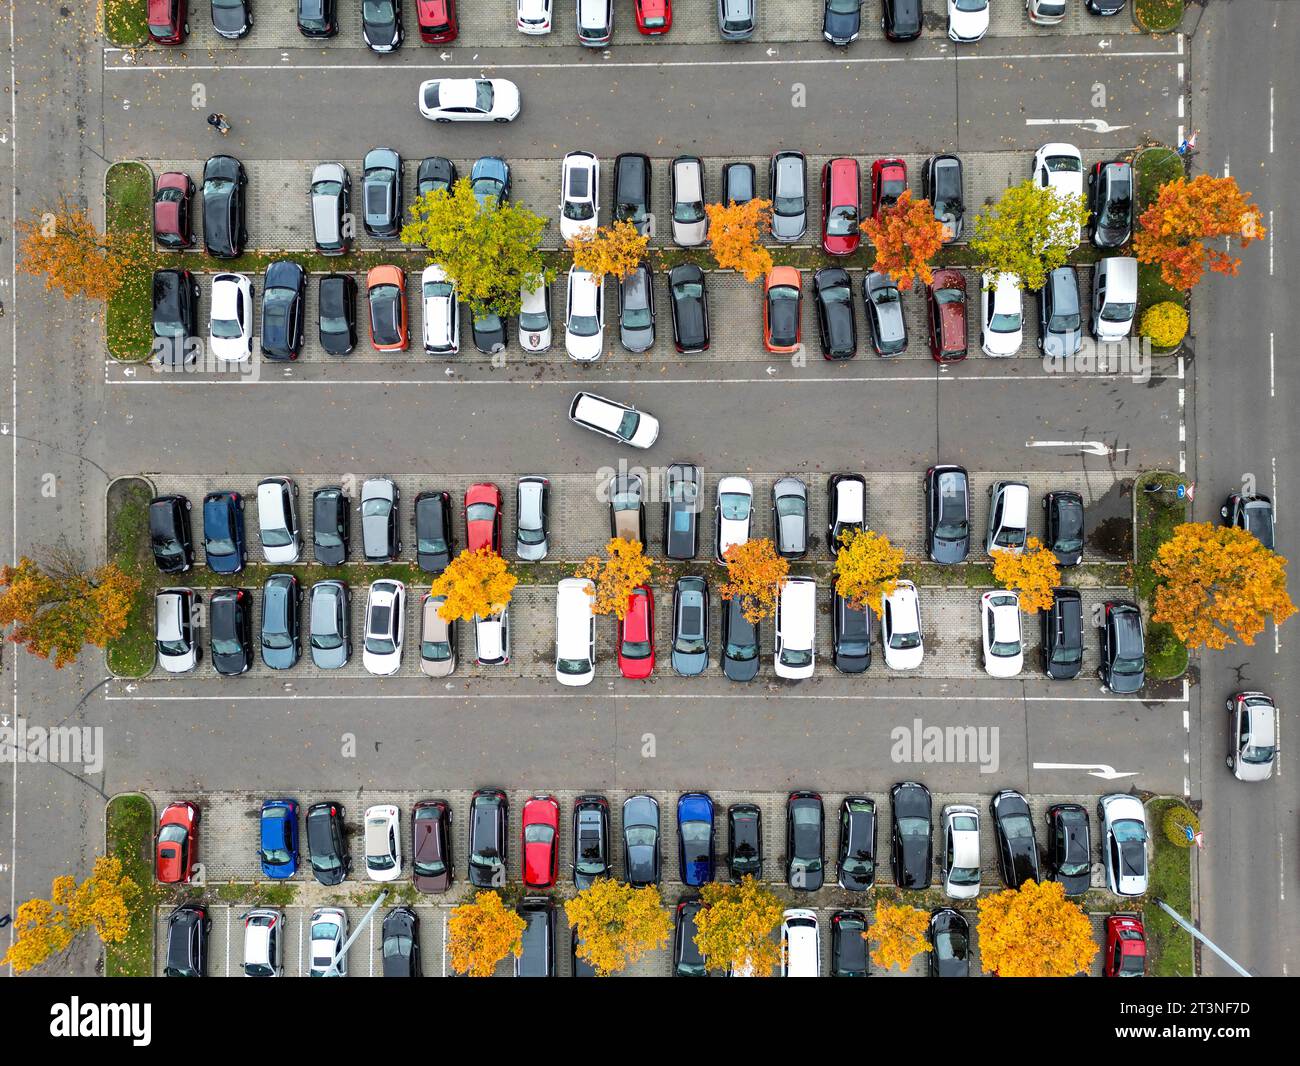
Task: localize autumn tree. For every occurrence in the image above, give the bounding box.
[990,537,1060,614]
[1150,522,1296,649]
[0,552,139,668]
[448,892,527,978]
[969,180,1091,292]
[869,902,930,972]
[976,879,1099,977]
[568,220,649,280]
[430,547,517,623]
[17,198,149,302]
[564,878,673,977]
[576,537,653,621]
[693,876,784,977]
[833,529,904,610]
[1133,174,1266,290]
[704,198,773,282]
[2,856,139,974]
[401,178,550,318]
[863,190,948,289]
[718,538,789,624]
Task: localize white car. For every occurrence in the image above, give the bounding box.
[1098,794,1149,897]
[780,909,821,977]
[882,580,924,670]
[519,281,552,353]
[569,391,660,449]
[421,265,458,356]
[981,590,1024,677]
[474,607,511,666]
[559,151,600,242]
[308,907,349,977]
[941,805,982,900]
[715,477,753,562]
[565,266,605,361]
[517,0,552,33]
[418,78,521,123]
[255,476,301,564]
[1033,142,1085,246]
[947,0,989,41]
[980,272,1024,357]
[209,272,254,361]
[155,588,199,673]
[362,579,405,676]
[555,577,596,686]
[363,804,402,883]
[1226,691,1278,782]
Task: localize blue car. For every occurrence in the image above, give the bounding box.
[677,792,715,887]
[469,156,511,209]
[202,491,246,574]
[259,799,300,879]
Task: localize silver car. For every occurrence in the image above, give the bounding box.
[670,157,708,247]
[769,151,807,242]
[618,263,656,353]
[361,477,401,562]
[1226,691,1277,782]
[717,0,756,39]
[420,594,457,678]
[771,477,808,558]
[515,476,550,561]
[310,162,351,256]
[309,580,351,670]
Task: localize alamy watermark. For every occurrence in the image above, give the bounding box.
[1043,336,1152,384]
[0,716,103,775]
[890,717,1000,775]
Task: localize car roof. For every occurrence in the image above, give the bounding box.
[572,393,625,432]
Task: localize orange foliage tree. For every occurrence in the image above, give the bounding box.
[576,537,654,620]
[719,538,789,623]
[863,190,948,289]
[704,198,773,282]
[990,537,1060,614]
[448,892,527,978]
[833,529,904,610]
[564,879,673,977]
[17,199,149,302]
[977,879,1099,977]
[430,547,517,622]
[869,902,930,972]
[692,876,784,977]
[568,220,649,280]
[1134,174,1266,290]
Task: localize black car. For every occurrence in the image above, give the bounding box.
[297,0,339,37]
[1221,492,1275,550]
[571,928,598,978]
[1040,586,1084,680]
[823,0,861,46]
[306,801,351,886]
[572,795,611,890]
[381,907,422,977]
[318,273,358,356]
[468,788,508,888]
[722,162,756,206]
[832,590,872,674]
[1047,803,1092,895]
[1044,490,1085,566]
[720,594,760,682]
[727,802,762,881]
[1086,0,1126,13]
[830,910,869,977]
[671,576,710,677]
[837,796,877,890]
[673,898,708,977]
[668,264,710,353]
[471,309,508,355]
[163,904,209,977]
[882,0,922,40]
[260,573,302,671]
[1098,600,1145,694]
[813,267,857,359]
[211,0,252,38]
[922,153,964,242]
[1037,265,1083,359]
[1089,160,1133,248]
[148,494,193,573]
[362,0,404,52]
[890,781,932,889]
[152,269,201,367]
[786,790,825,891]
[362,148,403,238]
[621,793,661,887]
[201,155,247,259]
[613,152,652,236]
[415,490,454,574]
[663,462,700,560]
[925,464,970,564]
[209,587,254,676]
[312,486,351,566]
[927,908,970,977]
[260,261,307,360]
[990,789,1041,888]
[417,155,457,199]
[516,897,555,977]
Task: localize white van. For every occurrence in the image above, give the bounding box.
[774,577,817,680]
[555,578,596,686]
[780,909,821,977]
[256,476,301,564]
[986,481,1030,554]
[1091,256,1138,342]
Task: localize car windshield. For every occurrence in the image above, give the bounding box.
[312,628,343,651]
[781,647,813,667]
[363,0,395,19]
[828,0,858,10]
[475,81,495,112]
[568,311,599,336]
[564,200,595,222]
[898,815,929,838]
[466,503,496,524]
[720,493,751,520]
[518,525,546,545]
[821,283,851,304]
[673,199,704,224]
[206,536,235,556]
[557,657,591,675]
[889,627,921,650]
[418,532,448,554]
[827,204,858,235]
[936,932,967,960]
[1049,311,1081,332]
[616,410,641,440]
[158,637,190,656]
[320,312,349,335]
[211,313,244,339]
[1053,643,1083,665]
[622,638,651,659]
[362,498,391,518]
[990,310,1021,332]
[312,179,342,199]
[519,308,549,330]
[774,191,803,215]
[1046,155,1082,173]
[935,288,963,305]
[1100,301,1136,322]
[365,634,395,655]
[625,826,656,847]
[954,0,987,8]
[948,865,980,886]
[212,632,243,655]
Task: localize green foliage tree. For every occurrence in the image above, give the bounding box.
[969,180,1091,292]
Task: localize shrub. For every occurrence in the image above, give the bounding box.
[1140,301,1188,348]
[1162,803,1200,848]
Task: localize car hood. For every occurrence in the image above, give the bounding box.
[770,207,806,241]
[949,6,989,38]
[824,9,860,39]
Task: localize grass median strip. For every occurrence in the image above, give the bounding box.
[104,793,163,977]
[1133,471,1188,680]
[1133,146,1187,353]
[1143,797,1196,976]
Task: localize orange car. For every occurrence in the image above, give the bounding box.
[366,265,408,352]
[763,266,802,354]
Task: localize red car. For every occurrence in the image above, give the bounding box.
[417,0,458,43]
[926,269,968,362]
[147,0,188,45]
[634,0,672,33]
[870,157,908,220]
[155,801,200,884]
[617,585,655,679]
[153,171,195,250]
[522,795,560,888]
[821,158,860,256]
[465,483,503,554]
[1103,914,1147,977]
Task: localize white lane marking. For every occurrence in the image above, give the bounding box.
[1026,440,1128,457]
[1031,762,1139,780]
[1177,95,1184,119]
[1270,86,1275,154]
[1270,332,1275,397]
[1269,210,1274,276]
[102,690,1189,704]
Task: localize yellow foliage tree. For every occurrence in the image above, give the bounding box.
[1139,301,1189,348]
[448,892,527,978]
[430,547,517,623]
[704,199,773,282]
[990,537,1060,614]
[693,876,784,977]
[576,537,653,621]
[718,538,789,624]
[1151,522,1296,649]
[976,878,1099,977]
[17,199,149,302]
[564,879,673,976]
[869,902,930,972]
[568,220,649,280]
[833,529,904,610]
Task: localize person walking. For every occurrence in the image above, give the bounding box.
[206,113,230,135]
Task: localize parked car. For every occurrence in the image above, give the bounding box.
[260,573,302,671]
[623,794,661,886]
[1037,265,1083,359]
[947,0,989,42]
[471,308,508,354]
[153,170,194,249]
[1098,600,1145,693]
[361,477,401,562]
[1047,803,1092,894]
[312,486,350,565]
[774,576,817,680]
[830,909,869,976]
[1044,489,1085,565]
[980,272,1023,357]
[421,265,459,356]
[572,795,612,889]
[924,465,969,563]
[416,155,457,199]
[673,898,708,977]
[882,580,924,669]
[1221,492,1275,549]
[1091,256,1138,341]
[1103,914,1147,977]
[727,802,762,881]
[163,903,209,977]
[832,589,872,673]
[772,477,808,558]
[986,480,1030,554]
[769,150,808,242]
[522,794,561,888]
[617,585,655,679]
[259,799,300,880]
[309,580,351,669]
[864,271,908,356]
[1089,160,1134,248]
[515,476,550,561]
[362,148,403,237]
[419,594,457,678]
[786,791,825,891]
[781,909,820,977]
[923,154,964,242]
[1027,0,1068,23]
[870,157,907,219]
[813,267,857,359]
[417,0,458,42]
[209,587,253,675]
[468,788,508,888]
[569,391,660,448]
[412,799,453,892]
[318,273,358,355]
[307,907,345,976]
[821,157,861,255]
[156,588,199,673]
[668,264,710,353]
[516,898,556,977]
[576,0,613,45]
[362,0,404,50]
[722,161,756,205]
[1033,142,1084,245]
[980,590,1024,678]
[201,155,247,259]
[147,0,188,44]
[613,153,652,235]
[362,579,405,675]
[928,908,970,976]
[381,906,422,976]
[259,261,308,360]
[306,801,350,886]
[1098,793,1149,896]
[617,262,656,353]
[519,280,553,353]
[555,578,597,686]
[715,476,753,561]
[718,592,759,683]
[677,792,715,886]
[836,796,877,890]
[155,800,200,884]
[763,267,802,353]
[827,472,866,552]
[941,804,980,900]
[716,0,756,40]
[989,789,1040,887]
[670,156,707,245]
[367,265,409,352]
[823,0,861,45]
[635,0,672,32]
[256,477,301,564]
[1041,587,1084,679]
[152,269,200,367]
[310,162,351,256]
[474,607,510,666]
[465,482,503,555]
[202,490,245,574]
[559,151,600,241]
[671,576,710,677]
[882,0,923,41]
[363,804,402,882]
[517,0,552,33]
[241,908,284,977]
[208,272,253,362]
[890,781,933,889]
[148,494,193,573]
[298,0,340,37]
[564,266,605,361]
[1226,691,1278,781]
[926,269,968,361]
[414,490,453,573]
[663,462,700,560]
